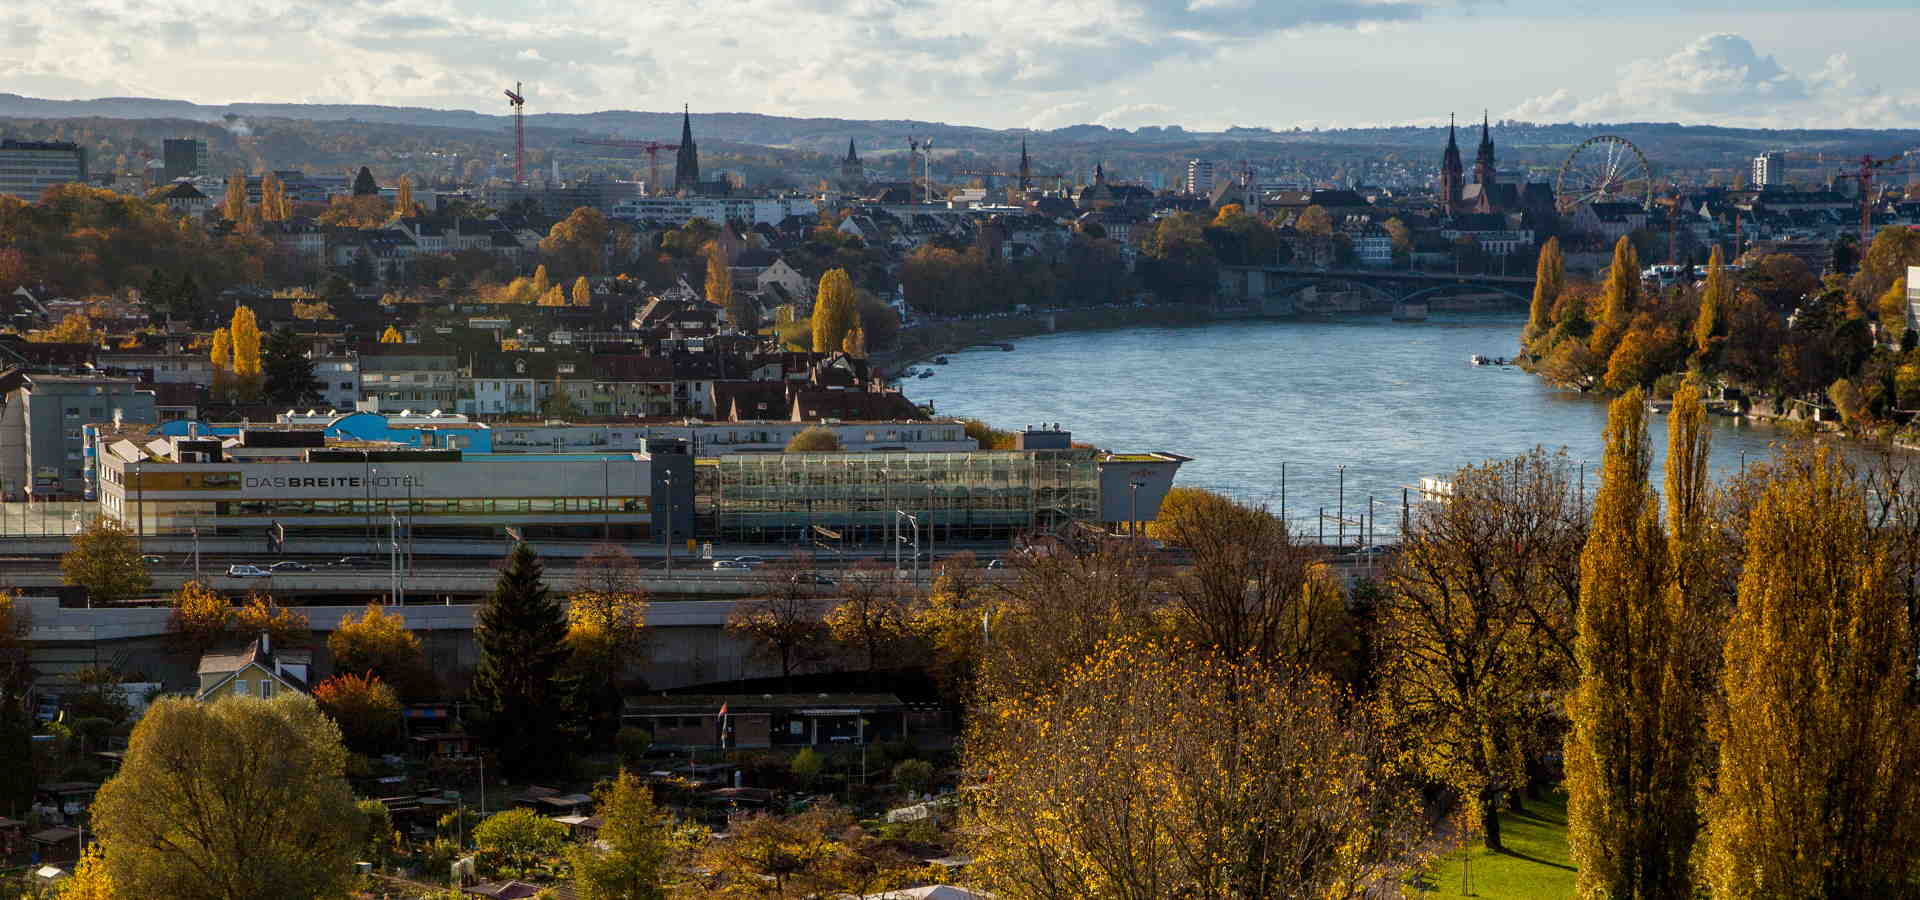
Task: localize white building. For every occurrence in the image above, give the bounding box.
[1186,159,1216,197]
[609,196,817,226]
[1752,151,1784,190]
[315,354,361,412]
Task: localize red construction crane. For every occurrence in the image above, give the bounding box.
[571,137,680,196]
[1834,152,1906,245]
[504,82,526,186]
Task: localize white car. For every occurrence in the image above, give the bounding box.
[711,560,752,571]
[227,564,271,577]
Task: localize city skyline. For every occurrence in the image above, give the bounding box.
[1,3,1916,131]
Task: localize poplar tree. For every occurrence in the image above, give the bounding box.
[1600,235,1640,333]
[1694,245,1727,356]
[811,268,858,353]
[210,327,233,370]
[260,172,288,222]
[1565,386,1715,899]
[1704,448,1920,896]
[394,176,414,218]
[571,275,592,307]
[531,264,551,298]
[468,543,576,779]
[1526,237,1563,343]
[222,172,247,222]
[704,241,732,311]
[230,306,262,377]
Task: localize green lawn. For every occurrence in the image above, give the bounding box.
[1408,792,1576,898]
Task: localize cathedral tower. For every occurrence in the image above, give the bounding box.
[1439,113,1464,215]
[673,104,699,193]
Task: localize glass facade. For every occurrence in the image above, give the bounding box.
[695,450,1102,544]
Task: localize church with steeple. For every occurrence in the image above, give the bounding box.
[1437,112,1556,223]
[673,105,700,194]
[837,139,865,192]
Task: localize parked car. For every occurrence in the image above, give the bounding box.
[227,564,271,577]
[732,555,768,566]
[140,554,165,565]
[269,561,312,573]
[712,560,753,571]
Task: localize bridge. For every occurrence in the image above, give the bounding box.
[1220,266,1537,313]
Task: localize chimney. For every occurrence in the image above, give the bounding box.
[259,630,271,657]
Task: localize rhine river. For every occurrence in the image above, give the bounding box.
[910,313,1810,540]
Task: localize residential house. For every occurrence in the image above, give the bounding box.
[196,635,311,701]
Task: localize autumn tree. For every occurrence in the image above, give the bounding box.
[783,426,841,452]
[540,207,613,277]
[260,172,289,222]
[907,553,992,703]
[210,327,233,369]
[229,305,262,377]
[965,636,1427,899]
[823,560,910,674]
[473,807,569,879]
[165,580,232,653]
[980,542,1162,702]
[1525,236,1564,343]
[1695,244,1728,356]
[697,804,918,899]
[28,311,102,344]
[468,543,576,778]
[0,590,32,817]
[61,516,150,606]
[221,172,247,222]
[1295,203,1334,236]
[568,544,651,739]
[1591,235,1642,360]
[810,268,858,353]
[1375,449,1585,849]
[704,240,732,309]
[1703,447,1920,895]
[379,325,403,344]
[232,591,310,647]
[90,694,361,900]
[394,176,414,218]
[327,602,432,699]
[312,672,402,754]
[571,275,592,307]
[59,843,116,900]
[729,563,829,691]
[569,771,684,900]
[1564,388,1704,899]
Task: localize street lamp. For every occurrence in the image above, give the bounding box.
[1336,465,1347,547]
[895,510,920,582]
[663,469,674,575]
[1127,480,1145,537]
[389,510,403,605]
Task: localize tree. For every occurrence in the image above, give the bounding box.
[468,544,576,779]
[0,590,33,818]
[1830,377,1870,427]
[260,172,289,222]
[704,241,732,312]
[30,311,102,344]
[209,327,232,370]
[90,694,361,900]
[165,580,231,653]
[1593,236,1642,358]
[222,172,247,222]
[1695,244,1728,356]
[569,771,681,900]
[1563,388,1700,899]
[823,561,909,674]
[394,176,414,218]
[1603,328,1664,393]
[261,328,319,404]
[1526,236,1564,344]
[233,592,310,647]
[61,516,150,606]
[474,807,569,879]
[839,326,865,357]
[351,166,379,196]
[1704,447,1920,895]
[59,843,116,900]
[965,635,1427,899]
[810,268,858,353]
[312,672,402,754]
[540,208,614,277]
[1296,204,1334,237]
[537,284,568,307]
[783,427,842,452]
[327,602,432,700]
[568,545,651,740]
[378,325,403,343]
[729,567,829,691]
[697,805,916,899]
[229,306,262,377]
[1876,275,1910,345]
[892,758,934,796]
[572,275,593,307]
[1375,449,1584,849]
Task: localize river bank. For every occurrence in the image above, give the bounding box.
[876,303,1219,379]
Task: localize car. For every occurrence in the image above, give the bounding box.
[140,554,165,565]
[986,559,1005,570]
[789,573,837,586]
[732,555,768,566]
[269,561,313,573]
[325,557,366,567]
[227,564,271,577]
[712,560,752,571]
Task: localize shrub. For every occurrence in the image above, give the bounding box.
[615,726,653,768]
[893,758,936,796]
[791,747,825,788]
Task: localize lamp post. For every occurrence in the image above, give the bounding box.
[896,510,920,583]
[663,469,674,575]
[389,510,403,605]
[1336,464,1347,547]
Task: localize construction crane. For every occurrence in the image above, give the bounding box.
[1833,152,1907,246]
[952,139,1065,201]
[571,137,680,196]
[504,82,526,186]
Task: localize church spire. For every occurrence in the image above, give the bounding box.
[1440,112,1464,215]
[674,104,699,193]
[1473,109,1496,186]
[1018,138,1032,193]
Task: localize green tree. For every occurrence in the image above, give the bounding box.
[61,516,150,606]
[783,426,842,452]
[1564,388,1700,899]
[468,544,575,779]
[0,590,32,818]
[810,268,858,353]
[569,771,680,900]
[90,694,361,900]
[790,747,825,788]
[1703,447,1920,895]
[1695,244,1728,356]
[892,758,934,796]
[474,807,569,879]
[1525,236,1563,344]
[261,328,320,404]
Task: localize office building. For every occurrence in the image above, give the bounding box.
[1752,151,1784,190]
[1186,159,1216,196]
[161,139,207,181]
[0,140,87,200]
[0,373,155,499]
[1908,266,1920,335]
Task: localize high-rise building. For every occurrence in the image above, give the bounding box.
[161,138,207,181]
[0,140,87,200]
[1185,159,1215,196]
[1752,151,1784,190]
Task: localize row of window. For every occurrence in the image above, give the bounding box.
[202,496,648,516]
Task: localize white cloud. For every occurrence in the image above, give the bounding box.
[1094,103,1174,128]
[1508,32,1920,127]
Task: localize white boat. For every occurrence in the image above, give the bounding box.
[1470,355,1489,366]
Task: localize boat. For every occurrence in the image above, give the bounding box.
[933,356,949,365]
[918,370,934,379]
[1470,355,1489,366]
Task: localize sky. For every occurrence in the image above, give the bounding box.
[1,0,1916,132]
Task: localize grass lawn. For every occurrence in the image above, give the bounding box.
[1407,792,1576,898]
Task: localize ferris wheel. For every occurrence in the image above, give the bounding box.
[1554,135,1653,213]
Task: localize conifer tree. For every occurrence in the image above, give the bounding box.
[1526,237,1563,343]
[1704,448,1920,895]
[1694,245,1727,356]
[468,543,576,779]
[811,268,858,353]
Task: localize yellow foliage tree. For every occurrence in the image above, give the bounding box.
[394,177,413,218]
[165,580,231,654]
[537,285,567,307]
[810,268,857,353]
[232,592,310,647]
[571,275,592,307]
[229,306,262,377]
[531,264,551,298]
[704,241,732,309]
[1695,244,1727,355]
[59,842,116,899]
[378,326,403,344]
[221,172,247,223]
[31,311,101,344]
[1525,236,1564,344]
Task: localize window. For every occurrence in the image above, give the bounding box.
[232,679,250,695]
[258,680,273,698]
[64,407,79,417]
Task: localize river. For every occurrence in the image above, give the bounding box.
[908,312,1808,539]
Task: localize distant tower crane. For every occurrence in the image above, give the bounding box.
[571,137,681,196]
[952,139,1066,202]
[1834,152,1907,246]
[504,82,527,186]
